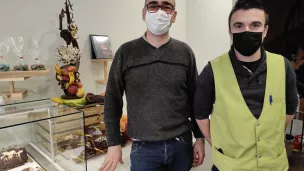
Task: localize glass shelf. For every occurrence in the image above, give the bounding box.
[0,92,53,107]
[0,99,87,171]
[0,99,81,129]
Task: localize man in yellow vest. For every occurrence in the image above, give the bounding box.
[194,0,299,170]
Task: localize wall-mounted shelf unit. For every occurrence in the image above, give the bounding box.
[0,69,50,99]
[91,59,113,85]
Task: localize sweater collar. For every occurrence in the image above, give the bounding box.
[142,32,171,48]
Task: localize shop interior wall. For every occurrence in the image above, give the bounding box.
[0,0,186,109]
[186,0,233,73]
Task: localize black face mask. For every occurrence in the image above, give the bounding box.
[232,31,263,56]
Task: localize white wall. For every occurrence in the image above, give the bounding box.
[186,0,233,73]
[0,0,187,100]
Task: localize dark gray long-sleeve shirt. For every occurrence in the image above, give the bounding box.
[194,46,298,120]
[104,37,203,146]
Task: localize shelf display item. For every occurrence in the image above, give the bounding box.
[54,45,85,107]
[0,38,10,72]
[10,37,28,71]
[85,93,104,104]
[86,125,108,151]
[29,40,46,71]
[0,147,28,170]
[0,99,87,171]
[53,0,87,107]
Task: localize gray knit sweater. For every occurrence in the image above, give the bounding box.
[104,37,203,146]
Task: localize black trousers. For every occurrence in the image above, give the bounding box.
[212,165,219,171]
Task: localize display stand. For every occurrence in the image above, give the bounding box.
[91,59,113,85]
[0,69,50,99]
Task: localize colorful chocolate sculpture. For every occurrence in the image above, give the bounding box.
[54,0,85,106]
[54,45,84,100]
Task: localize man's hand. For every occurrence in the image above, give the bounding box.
[192,139,205,168]
[98,145,124,171]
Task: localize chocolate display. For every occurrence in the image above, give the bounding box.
[64,134,81,150]
[69,134,81,149]
[14,64,29,71]
[87,125,108,151]
[0,38,10,72]
[0,64,10,72]
[86,125,107,150]
[0,147,28,170]
[22,166,45,171]
[86,93,104,104]
[57,134,81,151]
[85,125,128,152]
[30,64,46,71]
[85,141,96,157]
[22,167,34,171]
[72,140,96,163]
[93,136,108,151]
[28,40,46,71]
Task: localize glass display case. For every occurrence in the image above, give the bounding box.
[0,99,87,171]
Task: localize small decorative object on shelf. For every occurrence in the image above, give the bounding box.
[53,0,85,107]
[89,35,113,59]
[29,39,46,71]
[0,38,10,72]
[85,93,104,104]
[54,45,84,106]
[10,36,29,71]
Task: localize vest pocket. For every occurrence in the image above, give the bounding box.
[214,147,236,159]
[274,150,289,171]
[213,146,237,170]
[259,148,288,171]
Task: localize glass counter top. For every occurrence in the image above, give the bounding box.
[0,92,54,107]
[0,99,83,129]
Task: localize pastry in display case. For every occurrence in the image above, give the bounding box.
[0,99,87,171]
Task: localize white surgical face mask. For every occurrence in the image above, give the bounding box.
[145,10,173,36]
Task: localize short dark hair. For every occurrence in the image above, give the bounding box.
[229,0,269,30]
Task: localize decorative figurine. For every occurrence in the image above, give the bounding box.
[54,45,85,105]
[53,0,85,107]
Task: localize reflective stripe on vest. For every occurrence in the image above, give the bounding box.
[210,51,288,171]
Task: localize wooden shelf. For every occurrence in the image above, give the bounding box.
[91,58,113,63]
[0,69,50,79]
[0,69,50,99]
[95,79,107,85]
[91,59,113,85]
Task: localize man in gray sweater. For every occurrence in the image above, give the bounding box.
[99,0,205,171]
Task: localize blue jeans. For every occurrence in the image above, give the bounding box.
[130,132,193,171]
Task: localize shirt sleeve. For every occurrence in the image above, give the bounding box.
[187,48,203,138]
[194,63,215,120]
[104,46,125,147]
[284,58,299,115]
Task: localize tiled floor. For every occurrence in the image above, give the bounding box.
[87,143,213,171]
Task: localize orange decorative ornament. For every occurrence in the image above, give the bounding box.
[120,115,128,132]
